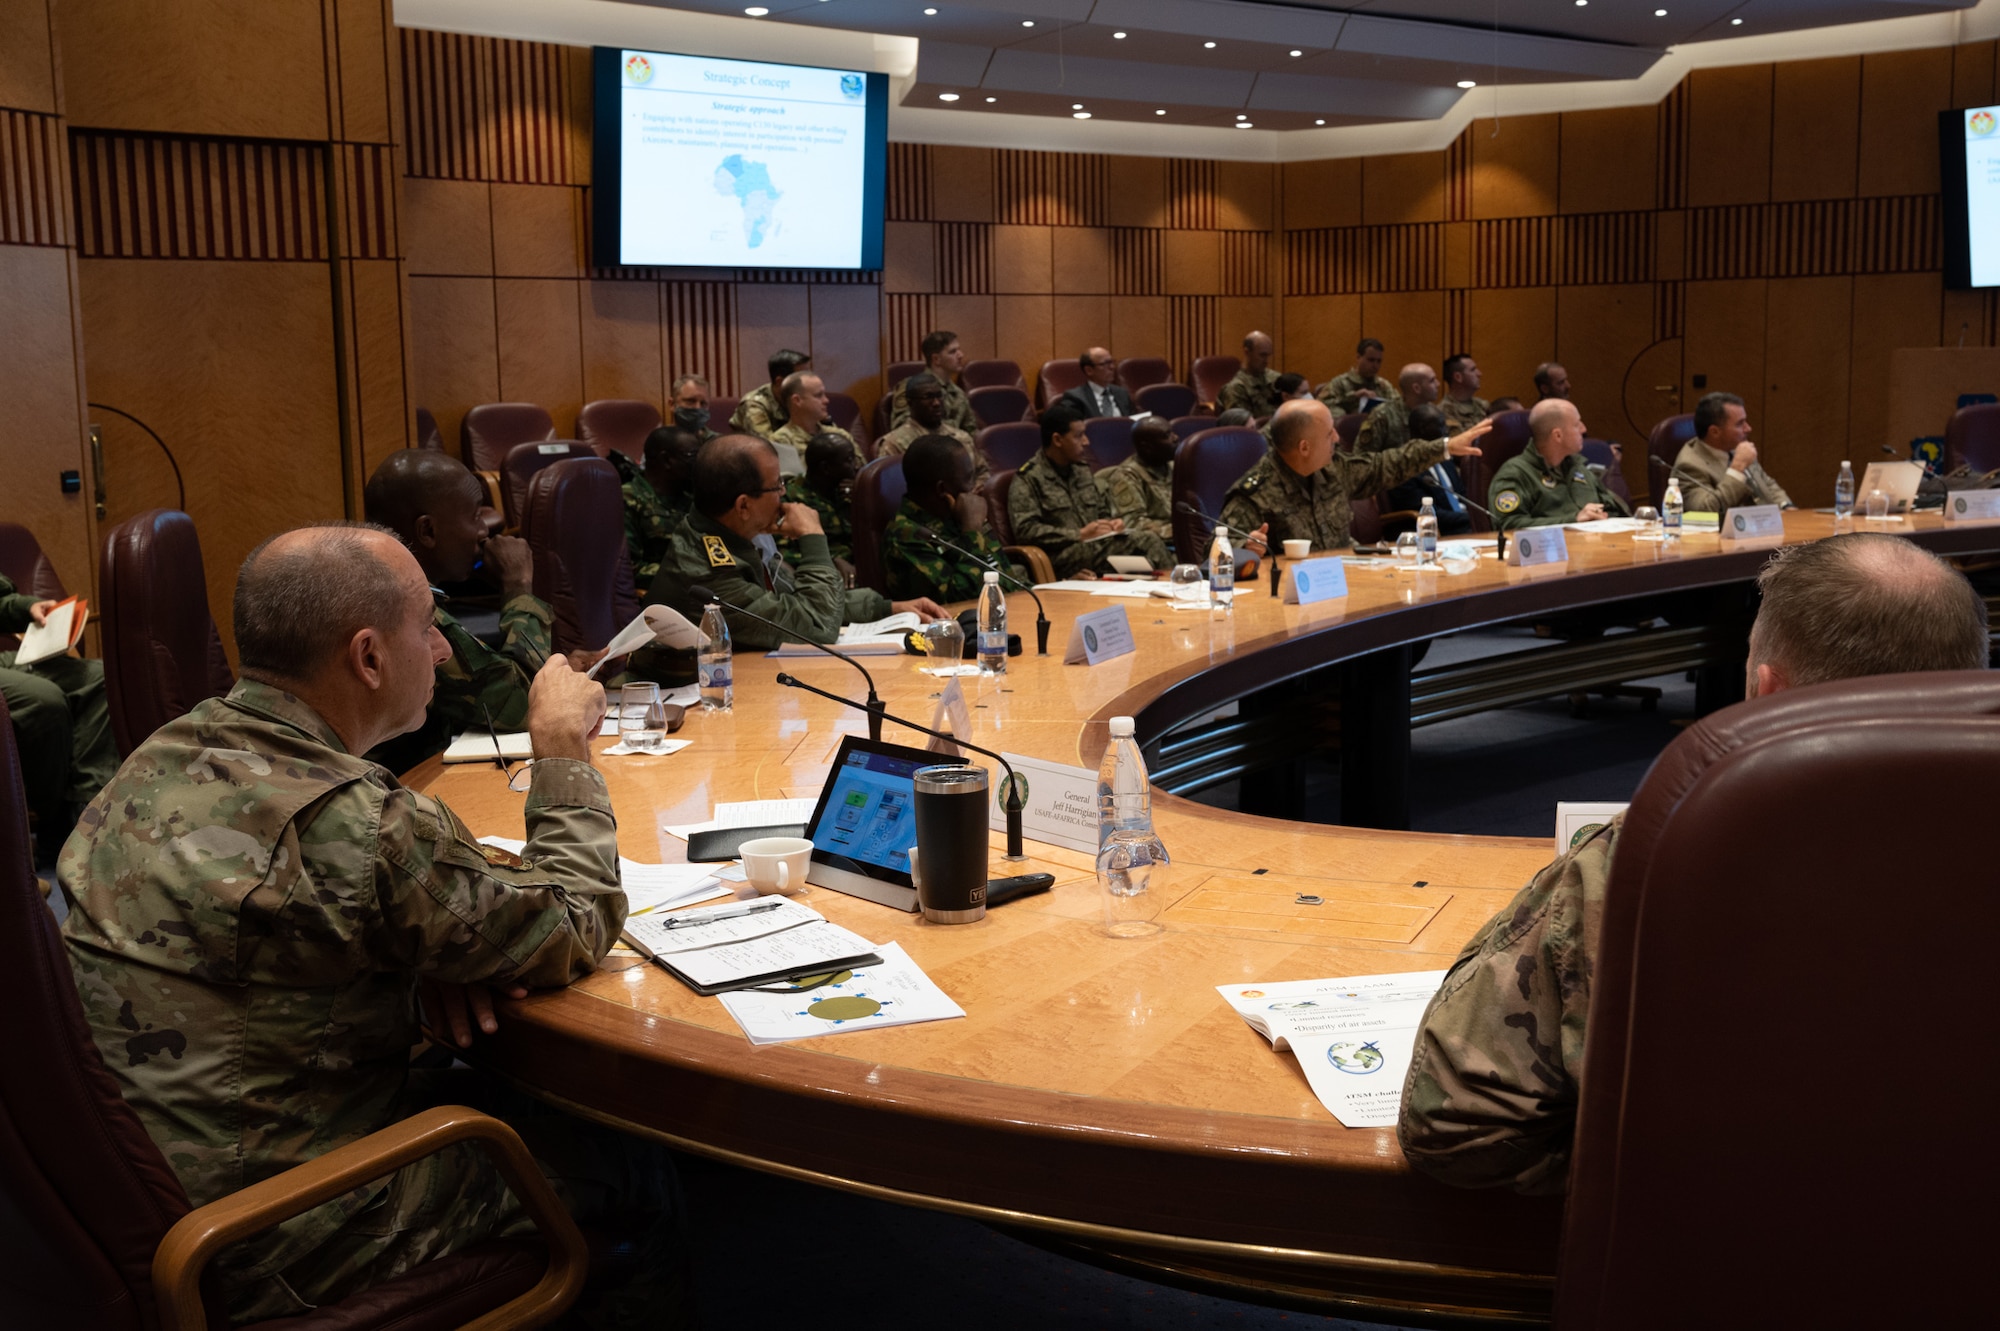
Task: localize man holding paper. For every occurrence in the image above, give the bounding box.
[1,571,116,860]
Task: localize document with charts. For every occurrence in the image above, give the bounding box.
[1217,971,1447,1128]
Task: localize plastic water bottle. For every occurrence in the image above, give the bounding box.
[1097,717,1170,937]
[977,571,1008,674]
[1416,497,1439,565]
[697,603,732,711]
[1661,477,1684,541]
[1834,460,1855,520]
[1208,524,1235,609]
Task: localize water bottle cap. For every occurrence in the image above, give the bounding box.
[983,570,999,583]
[1108,716,1135,737]
[1215,525,1228,538]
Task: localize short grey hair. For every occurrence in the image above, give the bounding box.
[1751,533,1989,687]
[234,523,413,682]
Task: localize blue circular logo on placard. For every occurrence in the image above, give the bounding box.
[1083,625,1099,652]
[1955,497,1968,514]
[1295,570,1310,593]
[1733,513,1747,532]
[840,73,864,99]
[1519,537,1533,558]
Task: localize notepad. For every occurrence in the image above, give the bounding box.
[443,731,531,763]
[766,612,924,657]
[622,897,882,995]
[13,597,87,667]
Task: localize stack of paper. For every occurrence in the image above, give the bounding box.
[477,837,729,914]
[1216,971,1447,1128]
[717,943,965,1044]
[661,798,817,840]
[768,612,922,656]
[622,896,881,994]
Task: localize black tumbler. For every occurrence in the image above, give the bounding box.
[912,764,990,924]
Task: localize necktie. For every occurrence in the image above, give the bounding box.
[1433,464,1463,515]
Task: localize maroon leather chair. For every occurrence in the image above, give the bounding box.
[961,359,1025,391]
[413,406,443,451]
[98,511,233,757]
[1117,357,1173,395]
[460,403,556,473]
[1084,416,1135,471]
[1191,355,1240,407]
[500,440,592,531]
[849,457,905,596]
[520,458,640,656]
[968,385,1032,429]
[1170,427,1267,565]
[977,421,1042,476]
[1646,412,1697,501]
[1468,409,1532,502]
[1559,672,2000,1328]
[0,701,590,1331]
[883,360,924,393]
[983,469,1054,585]
[1581,439,1633,508]
[1944,401,2000,473]
[1333,412,1364,453]
[827,391,865,443]
[575,400,661,464]
[1169,415,1213,443]
[1037,358,1085,408]
[1347,494,1385,546]
[703,396,738,436]
[0,522,66,653]
[1135,383,1197,419]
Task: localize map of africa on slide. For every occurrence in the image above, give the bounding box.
[713,155,782,248]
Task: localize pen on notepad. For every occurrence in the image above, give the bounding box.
[661,900,784,930]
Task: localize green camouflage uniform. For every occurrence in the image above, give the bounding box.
[1216,368,1281,419]
[1399,815,1623,1196]
[769,420,861,477]
[875,420,987,489]
[889,377,980,437]
[779,474,854,565]
[1487,447,1631,530]
[1316,370,1396,416]
[0,573,116,831]
[606,450,690,598]
[433,596,551,735]
[1354,397,1413,454]
[658,511,890,649]
[1007,451,1172,578]
[1438,394,1490,434]
[881,499,1018,604]
[728,383,784,439]
[1100,455,1176,544]
[57,679,631,1320]
[1219,436,1450,550]
[1669,439,1795,511]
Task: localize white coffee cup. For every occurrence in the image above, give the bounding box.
[1282,539,1311,559]
[739,836,814,896]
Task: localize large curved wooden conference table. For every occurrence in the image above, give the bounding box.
[415,511,2000,1326]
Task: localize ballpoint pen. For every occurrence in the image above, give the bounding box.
[661,900,786,929]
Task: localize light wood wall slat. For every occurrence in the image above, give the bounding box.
[71,129,328,261]
[1,108,68,246]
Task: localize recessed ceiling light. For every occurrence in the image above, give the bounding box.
[1072,111,1091,119]
[744,5,767,14]
[1235,113,1247,120]
[1654,8,1667,15]
[1073,103,1084,110]
[1731,16,1743,23]
[1457,79,1477,88]
[1314,118,1325,125]
[1113,31,1127,39]
[1155,108,1166,115]
[923,5,936,12]
[1290,50,1303,57]
[938,92,959,101]
[1575,0,1586,6]
[1204,41,1217,49]
[1234,121,1253,129]
[1021,19,1034,26]
[985,96,996,102]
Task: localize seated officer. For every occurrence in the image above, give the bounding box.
[1355,362,1441,454]
[1383,405,1476,536]
[1,568,116,861]
[781,432,860,575]
[769,371,861,476]
[889,329,980,436]
[881,434,1022,604]
[1672,390,1795,512]
[1100,415,1179,545]
[60,524,674,1322]
[1216,330,1281,417]
[1008,404,1172,578]
[876,372,986,489]
[670,373,720,444]
[608,422,701,598]
[1221,399,1489,569]
[1400,533,1990,1196]
[362,451,601,765]
[1487,399,1631,530]
[1316,337,1394,415]
[729,347,809,439]
[654,434,943,648]
[1436,353,1488,434]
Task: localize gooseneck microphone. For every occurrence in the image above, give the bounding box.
[690,584,884,741]
[776,672,1028,861]
[910,523,1052,655]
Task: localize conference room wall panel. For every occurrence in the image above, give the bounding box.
[401,177,493,276]
[806,282,884,411]
[1558,105,1658,216]
[1951,38,1996,104]
[733,284,813,402]
[1361,151,1449,227]
[881,220,935,294]
[1849,271,1945,473]
[348,256,415,485]
[1104,154,1167,229]
[1051,295,1115,371]
[1282,158,1363,231]
[1762,276,1857,496]
[990,223,1053,294]
[930,293,996,362]
[1769,58,1862,204]
[1468,114,1561,221]
[494,276,584,427]
[490,181,581,279]
[408,275,500,455]
[0,0,57,115]
[994,294,1056,387]
[1686,65,1774,209]
[1051,226,1113,296]
[1856,48,1952,199]
[1110,296,1171,363]
[580,278,666,409]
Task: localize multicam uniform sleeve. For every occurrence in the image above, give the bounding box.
[1333,435,1451,504]
[1007,464,1089,576]
[0,573,33,632]
[1104,465,1175,543]
[375,758,625,986]
[1397,818,1619,1196]
[430,596,552,734]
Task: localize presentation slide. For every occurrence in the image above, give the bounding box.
[614,49,870,268]
[1965,105,2000,288]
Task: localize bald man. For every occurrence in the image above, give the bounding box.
[1354,362,1442,455]
[1486,399,1630,530]
[1216,331,1282,418]
[1220,398,1489,563]
[60,524,673,1322]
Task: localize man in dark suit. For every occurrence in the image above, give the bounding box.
[1383,405,1476,535]
[1059,347,1135,419]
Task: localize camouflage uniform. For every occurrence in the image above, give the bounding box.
[433,595,551,736]
[1100,455,1176,544]
[0,573,116,831]
[1216,368,1281,419]
[769,420,861,477]
[779,473,854,565]
[58,679,634,1319]
[875,420,988,489]
[1399,815,1623,1196]
[1354,397,1412,454]
[657,511,890,649]
[1438,394,1490,434]
[1669,439,1795,511]
[1487,447,1631,530]
[1316,370,1397,416]
[1007,451,1172,578]
[728,382,783,439]
[1220,436,1451,550]
[889,376,981,437]
[881,499,1019,604]
[606,450,690,597]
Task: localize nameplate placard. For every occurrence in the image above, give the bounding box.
[1064,605,1135,665]
[991,752,1101,856]
[1505,527,1569,567]
[1280,555,1350,605]
[1720,504,1784,540]
[1945,490,2000,523]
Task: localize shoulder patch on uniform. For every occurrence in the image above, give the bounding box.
[479,842,526,869]
[702,534,733,568]
[1495,490,1521,514]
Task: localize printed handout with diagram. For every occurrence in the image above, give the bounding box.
[716,942,964,1044]
[1217,971,1447,1128]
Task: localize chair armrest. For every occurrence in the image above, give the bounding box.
[153,1105,588,1331]
[476,471,506,522]
[1003,545,1055,586]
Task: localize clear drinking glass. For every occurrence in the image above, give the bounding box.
[1394,532,1421,568]
[619,681,666,752]
[918,617,966,672]
[1865,488,1890,520]
[1169,563,1206,605]
[1633,506,1661,539]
